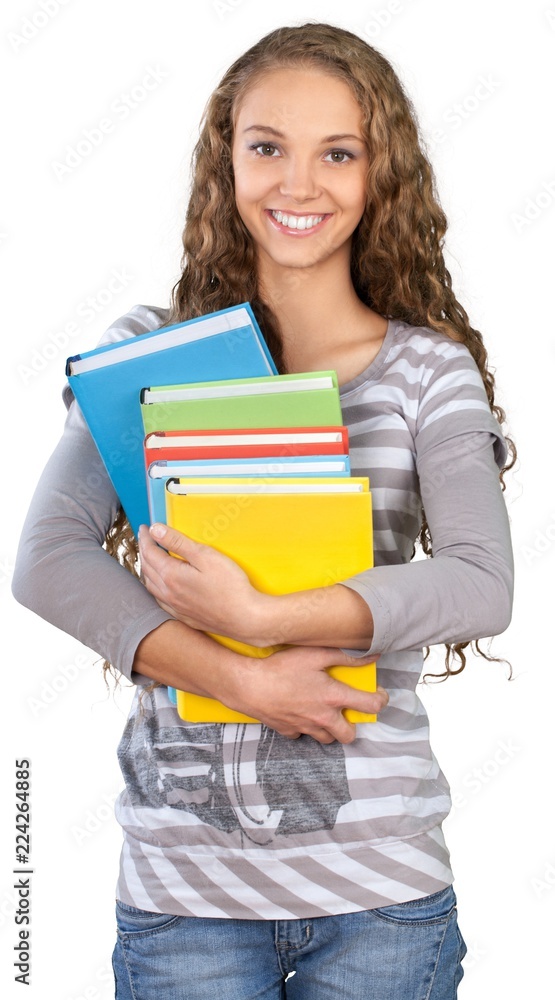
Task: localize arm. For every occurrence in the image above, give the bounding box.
[255,428,513,653]
[12,303,175,683]
[140,429,513,655]
[12,396,386,742]
[135,620,387,743]
[139,520,375,649]
[337,429,513,655]
[11,397,175,683]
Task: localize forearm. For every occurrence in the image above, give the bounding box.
[341,432,514,655]
[249,546,511,657]
[134,618,388,745]
[138,435,513,659]
[340,552,512,654]
[247,433,513,656]
[13,538,175,681]
[250,584,374,650]
[133,618,245,698]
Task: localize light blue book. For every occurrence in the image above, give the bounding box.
[146,455,351,523]
[66,303,277,537]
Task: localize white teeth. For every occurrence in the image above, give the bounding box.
[271,211,324,231]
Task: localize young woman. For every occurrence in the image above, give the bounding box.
[12,22,514,1000]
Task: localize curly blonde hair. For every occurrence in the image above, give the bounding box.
[106,22,514,679]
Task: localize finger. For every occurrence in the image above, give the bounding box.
[324,716,356,744]
[149,522,205,564]
[332,680,389,716]
[309,730,337,745]
[139,526,199,597]
[297,710,356,745]
[278,726,336,745]
[138,527,172,591]
[138,524,171,575]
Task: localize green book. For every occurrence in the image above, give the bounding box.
[140,371,342,435]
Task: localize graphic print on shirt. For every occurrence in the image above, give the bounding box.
[117,696,351,843]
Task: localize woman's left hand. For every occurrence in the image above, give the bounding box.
[138,522,266,641]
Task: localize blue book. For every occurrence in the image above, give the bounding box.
[146,455,351,523]
[66,303,277,537]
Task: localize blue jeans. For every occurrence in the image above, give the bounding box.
[112,886,466,999]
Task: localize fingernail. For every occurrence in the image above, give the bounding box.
[150,523,166,539]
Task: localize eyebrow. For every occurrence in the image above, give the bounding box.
[242,125,364,143]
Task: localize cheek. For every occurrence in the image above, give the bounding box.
[233,184,255,234]
[351,170,368,210]
[346,178,368,227]
[233,159,260,203]
[235,152,279,208]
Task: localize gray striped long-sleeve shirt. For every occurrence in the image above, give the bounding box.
[12,304,513,918]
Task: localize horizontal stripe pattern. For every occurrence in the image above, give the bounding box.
[112,309,503,918]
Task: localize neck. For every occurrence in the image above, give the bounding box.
[257,249,384,375]
[260,255,359,358]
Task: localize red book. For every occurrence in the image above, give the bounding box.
[144,426,349,470]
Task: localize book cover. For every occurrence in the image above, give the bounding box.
[147,455,351,524]
[65,303,277,537]
[140,371,342,435]
[144,426,350,468]
[165,477,376,725]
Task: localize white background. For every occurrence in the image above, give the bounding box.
[0,0,553,997]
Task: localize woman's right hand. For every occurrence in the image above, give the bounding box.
[225,644,388,744]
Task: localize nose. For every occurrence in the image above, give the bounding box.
[278,155,320,203]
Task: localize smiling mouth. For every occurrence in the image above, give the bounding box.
[269,210,327,231]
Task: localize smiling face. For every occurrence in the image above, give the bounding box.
[231,66,369,279]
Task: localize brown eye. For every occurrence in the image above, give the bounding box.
[251,143,279,157]
[325,149,353,163]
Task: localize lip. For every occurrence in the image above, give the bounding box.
[265,209,331,237]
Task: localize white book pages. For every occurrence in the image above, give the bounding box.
[69,307,254,374]
[142,376,333,404]
[145,431,344,448]
[149,460,348,479]
[166,481,365,495]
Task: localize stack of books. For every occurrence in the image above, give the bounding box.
[66,303,376,725]
[141,373,352,524]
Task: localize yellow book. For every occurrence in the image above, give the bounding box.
[165,477,376,725]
